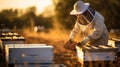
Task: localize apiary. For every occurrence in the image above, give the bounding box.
[76,45,117,67]
[5,44,54,64]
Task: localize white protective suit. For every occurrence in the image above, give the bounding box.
[70,11,108,46]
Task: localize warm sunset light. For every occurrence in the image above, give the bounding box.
[0,0,53,14]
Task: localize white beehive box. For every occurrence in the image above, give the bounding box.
[13,64,66,67]
[76,45,117,66]
[5,44,54,64]
[0,37,25,49]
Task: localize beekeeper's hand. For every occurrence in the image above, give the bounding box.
[68,39,72,43]
[80,37,90,45]
[64,39,77,51]
[76,42,83,47]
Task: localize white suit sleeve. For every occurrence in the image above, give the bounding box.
[70,21,80,40]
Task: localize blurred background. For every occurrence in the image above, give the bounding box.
[0,0,120,67]
[0,0,120,35]
[0,0,119,30]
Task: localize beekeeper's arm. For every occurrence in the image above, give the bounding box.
[69,21,80,41]
[80,19,104,45]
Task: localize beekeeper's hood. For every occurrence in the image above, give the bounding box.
[70,1,90,15]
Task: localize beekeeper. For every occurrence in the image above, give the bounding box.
[69,1,108,46]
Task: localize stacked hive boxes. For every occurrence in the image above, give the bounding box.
[0,32,25,50]
[76,45,117,67]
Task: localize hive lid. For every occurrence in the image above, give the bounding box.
[76,45,117,52]
[5,44,53,48]
[111,38,120,41]
[0,36,25,40]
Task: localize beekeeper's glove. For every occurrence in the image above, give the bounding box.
[68,39,73,44]
[80,37,90,45]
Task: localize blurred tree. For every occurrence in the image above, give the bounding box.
[18,6,53,31]
[0,6,53,30]
[35,15,53,29]
[19,6,36,31]
[35,6,54,30]
[86,0,120,31]
[0,9,18,29]
[52,0,78,29]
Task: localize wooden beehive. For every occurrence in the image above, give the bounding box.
[76,45,117,67]
[5,44,54,64]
